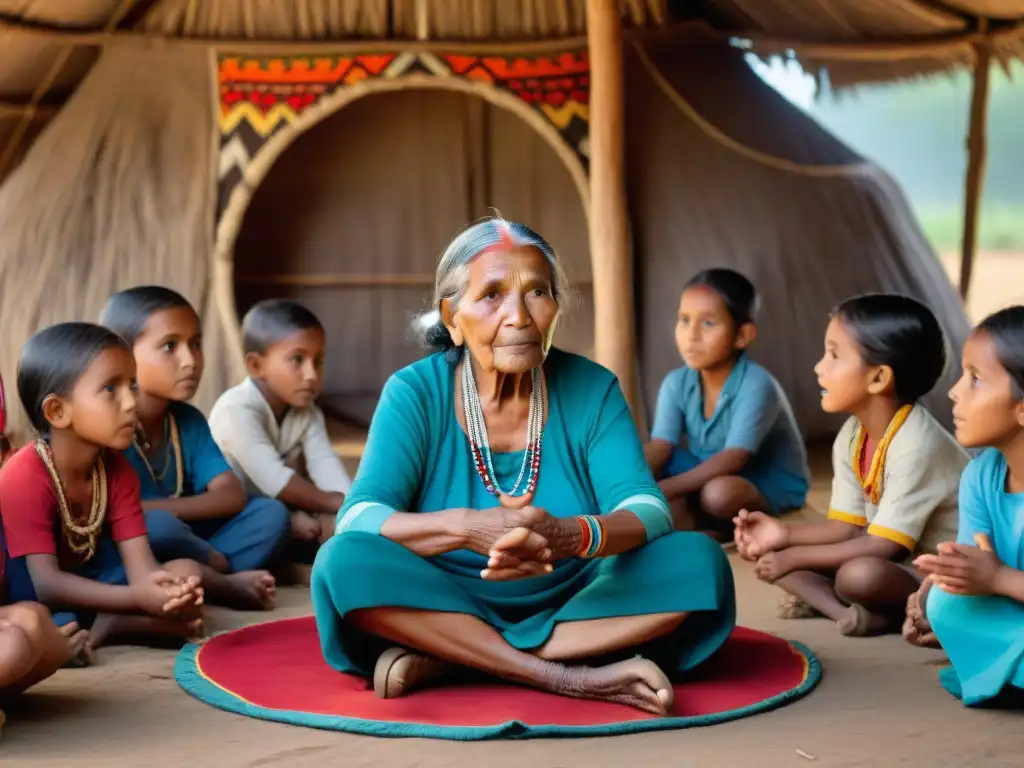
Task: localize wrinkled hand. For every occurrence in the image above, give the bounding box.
[134,570,204,617]
[733,509,789,561]
[462,505,581,561]
[754,550,796,583]
[914,534,1003,596]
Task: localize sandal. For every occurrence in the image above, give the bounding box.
[372,647,453,699]
[777,594,822,619]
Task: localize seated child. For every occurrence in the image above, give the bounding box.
[0,323,204,654]
[100,287,290,610]
[735,293,968,636]
[645,268,809,535]
[209,299,350,549]
[909,306,1024,706]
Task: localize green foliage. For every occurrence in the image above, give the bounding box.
[917,203,1024,251]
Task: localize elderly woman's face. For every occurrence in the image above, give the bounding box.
[445,247,559,374]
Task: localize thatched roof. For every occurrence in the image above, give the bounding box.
[0,0,1021,179]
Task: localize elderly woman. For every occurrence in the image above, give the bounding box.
[311,218,735,715]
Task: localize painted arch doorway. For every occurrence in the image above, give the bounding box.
[232,88,593,428]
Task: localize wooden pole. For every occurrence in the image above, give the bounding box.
[586,0,642,428]
[959,22,992,301]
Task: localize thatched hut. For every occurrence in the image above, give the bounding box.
[0,1,1021,448]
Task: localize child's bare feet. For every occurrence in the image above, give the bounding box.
[837,603,893,637]
[59,621,92,667]
[902,588,940,648]
[317,513,335,543]
[226,571,277,610]
[777,594,822,619]
[291,511,321,541]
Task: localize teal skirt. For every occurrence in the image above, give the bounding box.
[311,531,736,677]
[927,587,1024,705]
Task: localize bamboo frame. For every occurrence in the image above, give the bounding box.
[958,22,993,300]
[587,0,641,428]
[1,14,1022,62]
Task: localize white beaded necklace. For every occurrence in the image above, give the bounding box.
[461,357,543,500]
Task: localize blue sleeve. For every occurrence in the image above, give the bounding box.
[335,374,427,535]
[955,455,993,546]
[178,405,232,495]
[587,377,673,541]
[649,371,685,444]
[724,373,782,453]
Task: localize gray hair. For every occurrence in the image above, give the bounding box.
[413,217,570,363]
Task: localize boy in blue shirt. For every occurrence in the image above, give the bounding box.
[645,269,809,537]
[101,287,290,610]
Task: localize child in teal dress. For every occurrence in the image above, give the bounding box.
[912,305,1024,705]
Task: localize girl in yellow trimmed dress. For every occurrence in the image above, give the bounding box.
[734,294,968,636]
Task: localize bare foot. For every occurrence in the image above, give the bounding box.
[226,571,277,610]
[88,613,201,650]
[778,594,823,620]
[838,603,893,637]
[372,647,453,699]
[291,511,321,541]
[902,589,939,648]
[59,622,92,667]
[552,657,674,715]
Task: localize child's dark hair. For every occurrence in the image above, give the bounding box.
[99,286,195,345]
[242,299,325,355]
[684,268,760,327]
[17,322,130,434]
[833,293,947,405]
[975,305,1024,399]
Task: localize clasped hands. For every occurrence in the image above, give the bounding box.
[135,570,205,635]
[914,533,1005,596]
[462,505,581,582]
[732,509,795,582]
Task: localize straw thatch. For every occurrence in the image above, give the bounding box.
[0,42,224,444]
[0,0,1019,441]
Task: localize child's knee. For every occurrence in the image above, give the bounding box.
[249,498,291,537]
[834,557,890,604]
[145,509,190,543]
[164,558,203,582]
[2,602,51,639]
[699,477,746,519]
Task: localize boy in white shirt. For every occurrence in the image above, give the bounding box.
[210,300,351,547]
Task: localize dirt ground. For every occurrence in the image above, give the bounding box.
[939,250,1024,322]
[4,252,1024,766]
[4,464,1024,767]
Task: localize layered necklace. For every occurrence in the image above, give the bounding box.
[133,413,184,498]
[461,359,543,507]
[34,440,107,562]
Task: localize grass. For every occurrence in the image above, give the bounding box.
[916,203,1024,252]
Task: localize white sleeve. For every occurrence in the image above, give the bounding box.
[211,405,295,498]
[302,408,352,494]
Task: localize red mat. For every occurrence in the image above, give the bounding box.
[175,616,820,740]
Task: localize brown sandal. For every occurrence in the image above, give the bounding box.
[372,647,452,699]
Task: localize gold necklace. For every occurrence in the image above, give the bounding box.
[34,440,107,561]
[133,413,183,498]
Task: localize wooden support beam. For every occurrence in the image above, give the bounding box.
[959,25,993,301]
[586,0,642,428]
